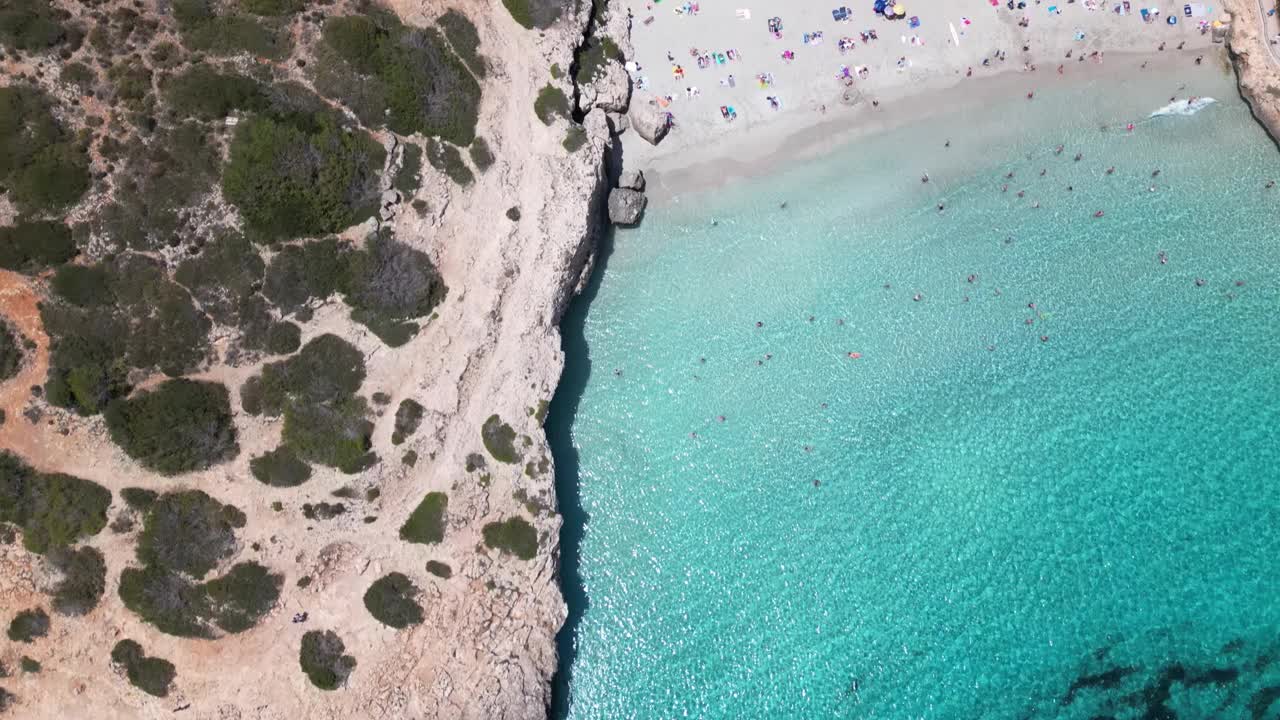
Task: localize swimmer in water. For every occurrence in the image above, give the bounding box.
[718,415,726,422]
[1094,210,1105,218]
[1194,278,1206,287]
[1006,171,1015,179]
[756,321,763,328]
[1067,185,1073,191]
[1267,180,1275,189]
[614,368,622,376]
[1031,201,1041,209]
[1040,335,1049,343]
[1002,184,1009,192]
[1055,144,1064,155]
[1016,190,1025,198]
[1040,168,1047,176]
[921,173,930,183]
[1151,169,1161,178]
[967,274,977,283]
[1106,167,1115,175]
[780,201,789,209]
[937,203,945,212]
[1074,152,1083,162]
[1158,251,1168,265]
[913,293,923,302]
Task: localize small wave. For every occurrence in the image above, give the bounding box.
[1149,97,1216,118]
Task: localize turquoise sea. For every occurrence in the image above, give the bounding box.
[551,62,1280,720]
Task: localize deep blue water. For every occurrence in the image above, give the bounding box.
[552,63,1280,720]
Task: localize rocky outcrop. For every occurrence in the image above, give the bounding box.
[580,58,632,115]
[607,188,646,225]
[629,97,671,145]
[618,169,645,191]
[1225,1,1280,146]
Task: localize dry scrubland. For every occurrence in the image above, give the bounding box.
[0,0,625,716]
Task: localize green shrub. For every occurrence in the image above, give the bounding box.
[111,639,176,697]
[302,502,346,520]
[136,490,244,580]
[482,516,538,560]
[7,608,49,642]
[345,232,446,345]
[121,487,157,510]
[107,58,153,106]
[0,321,22,381]
[318,14,480,145]
[469,137,494,171]
[399,492,447,544]
[51,264,112,307]
[299,630,356,690]
[0,220,76,273]
[262,238,350,314]
[173,0,291,58]
[284,396,375,473]
[0,0,74,52]
[402,450,417,466]
[48,545,106,616]
[426,138,473,186]
[174,233,266,326]
[563,125,588,153]
[481,415,519,464]
[505,207,521,221]
[239,0,302,16]
[104,379,238,475]
[0,86,89,213]
[425,560,451,579]
[394,143,422,195]
[465,453,486,473]
[119,561,281,637]
[224,112,385,241]
[149,41,183,69]
[249,446,312,487]
[362,572,423,628]
[0,688,12,712]
[392,399,424,444]
[165,66,266,121]
[59,62,96,92]
[437,10,486,78]
[19,657,39,674]
[549,63,563,79]
[534,83,569,125]
[0,452,111,554]
[241,334,365,416]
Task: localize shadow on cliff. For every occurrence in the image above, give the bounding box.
[548,223,617,719]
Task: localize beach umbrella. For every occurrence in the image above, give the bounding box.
[873,0,886,14]
[893,4,905,17]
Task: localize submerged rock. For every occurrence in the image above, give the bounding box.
[608,188,647,225]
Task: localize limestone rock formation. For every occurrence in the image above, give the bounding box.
[618,169,645,192]
[629,97,671,146]
[608,188,647,225]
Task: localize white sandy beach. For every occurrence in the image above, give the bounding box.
[622,0,1228,194]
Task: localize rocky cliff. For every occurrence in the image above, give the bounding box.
[1226,0,1280,146]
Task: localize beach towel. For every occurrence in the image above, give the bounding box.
[736,8,752,19]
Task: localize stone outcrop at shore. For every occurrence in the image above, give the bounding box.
[1225,0,1280,146]
[608,188,647,225]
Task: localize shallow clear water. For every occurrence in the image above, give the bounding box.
[552,64,1280,720]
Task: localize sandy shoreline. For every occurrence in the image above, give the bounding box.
[622,0,1229,201]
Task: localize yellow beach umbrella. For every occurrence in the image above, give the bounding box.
[892,4,904,16]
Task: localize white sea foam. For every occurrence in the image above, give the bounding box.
[1149,96,1216,118]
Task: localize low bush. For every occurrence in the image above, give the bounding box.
[174,233,265,326]
[106,57,152,107]
[425,138,474,186]
[0,220,77,273]
[399,492,447,544]
[0,322,22,381]
[7,608,49,643]
[299,630,356,690]
[47,545,106,615]
[402,450,418,466]
[505,207,521,221]
[393,143,422,195]
[482,516,538,560]
[249,446,312,487]
[261,238,350,315]
[392,398,424,444]
[437,10,486,78]
[0,0,76,52]
[239,0,302,16]
[345,232,447,346]
[173,0,291,58]
[318,14,479,145]
[575,35,620,85]
[481,415,519,464]
[469,137,495,172]
[119,560,281,637]
[120,487,157,511]
[302,502,346,520]
[284,397,375,473]
[224,111,385,241]
[425,560,451,579]
[104,380,238,475]
[362,572,423,628]
[0,87,90,213]
[136,490,244,580]
[563,125,588,153]
[500,0,567,29]
[59,62,96,92]
[110,639,176,697]
[0,451,111,554]
[19,657,38,674]
[165,66,266,121]
[534,84,569,125]
[241,334,365,416]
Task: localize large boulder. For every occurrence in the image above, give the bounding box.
[592,59,632,113]
[629,100,670,146]
[607,188,646,226]
[618,169,645,191]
